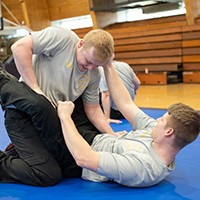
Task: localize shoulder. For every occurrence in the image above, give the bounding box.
[133,110,157,131]
[113,61,132,73]
[32,26,79,41]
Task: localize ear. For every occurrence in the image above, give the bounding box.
[78,39,84,48]
[165,128,174,137]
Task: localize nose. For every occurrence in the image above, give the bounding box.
[86,65,93,71]
[157,117,161,122]
[87,65,98,71]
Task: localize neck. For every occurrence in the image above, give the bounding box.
[153,141,179,166]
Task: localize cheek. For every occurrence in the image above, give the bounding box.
[77,57,84,65]
[76,51,84,64]
[151,128,155,136]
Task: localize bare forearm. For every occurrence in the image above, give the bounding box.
[103,63,140,124]
[103,64,132,108]
[57,101,99,172]
[90,114,115,134]
[11,36,39,90]
[101,92,111,120]
[60,116,99,172]
[84,102,115,135]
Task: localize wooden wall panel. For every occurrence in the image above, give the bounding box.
[183,63,200,70]
[115,49,182,59]
[114,41,182,52]
[183,55,200,62]
[21,0,51,31]
[122,57,182,65]
[137,73,167,85]
[183,72,200,83]
[132,64,179,72]
[182,39,200,47]
[2,0,90,28]
[2,0,24,25]
[48,0,90,21]
[106,15,187,30]
[114,34,182,46]
[107,21,187,34]
[183,47,200,55]
[112,27,182,39]
[2,0,51,30]
[182,24,200,74]
[182,31,200,40]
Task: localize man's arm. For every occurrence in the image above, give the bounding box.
[57,101,99,172]
[132,75,141,94]
[11,35,40,92]
[103,63,140,125]
[83,101,124,136]
[11,35,54,105]
[101,91,122,124]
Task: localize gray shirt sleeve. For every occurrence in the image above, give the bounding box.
[133,110,157,132]
[31,26,78,57]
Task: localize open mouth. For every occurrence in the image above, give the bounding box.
[82,65,87,70]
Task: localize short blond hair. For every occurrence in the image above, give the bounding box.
[83,29,114,64]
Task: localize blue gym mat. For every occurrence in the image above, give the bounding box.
[0,108,200,200]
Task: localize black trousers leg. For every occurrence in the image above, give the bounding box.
[110,108,125,119]
[0,81,100,177]
[0,109,62,186]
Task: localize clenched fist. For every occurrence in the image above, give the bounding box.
[57,101,75,120]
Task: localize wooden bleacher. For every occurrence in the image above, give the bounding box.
[182,24,200,83]
[74,15,200,85]
[110,27,182,84]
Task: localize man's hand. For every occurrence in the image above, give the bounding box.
[107,118,122,124]
[57,101,75,120]
[114,130,127,136]
[32,86,56,108]
[102,53,115,69]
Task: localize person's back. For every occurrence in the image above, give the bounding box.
[100,61,140,120]
[110,61,138,109]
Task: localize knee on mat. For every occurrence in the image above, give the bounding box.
[42,167,62,187]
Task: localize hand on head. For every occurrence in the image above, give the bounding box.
[102,53,115,69]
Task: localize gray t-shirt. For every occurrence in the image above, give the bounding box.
[100,61,136,110]
[21,26,101,105]
[82,110,175,187]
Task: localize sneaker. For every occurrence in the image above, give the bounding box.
[0,61,18,88]
[4,142,18,157]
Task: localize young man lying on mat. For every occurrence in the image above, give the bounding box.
[0,62,199,187]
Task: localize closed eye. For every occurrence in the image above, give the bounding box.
[85,58,92,65]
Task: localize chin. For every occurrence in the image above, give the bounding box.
[78,65,85,72]
[151,128,155,137]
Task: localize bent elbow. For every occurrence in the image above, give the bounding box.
[11,43,17,53]
[75,158,87,169]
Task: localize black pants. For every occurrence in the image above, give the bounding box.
[110,108,125,119]
[99,92,124,119]
[0,81,100,186]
